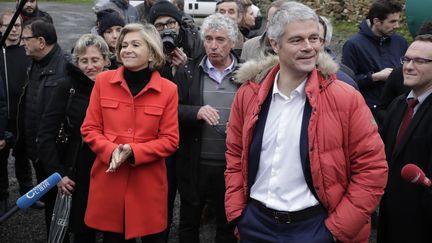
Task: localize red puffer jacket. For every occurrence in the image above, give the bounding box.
[225,55,388,243]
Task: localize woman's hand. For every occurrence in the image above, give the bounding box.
[106,144,132,172]
[57,176,76,196]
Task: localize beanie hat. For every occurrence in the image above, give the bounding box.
[148,0,182,25]
[97,9,126,35]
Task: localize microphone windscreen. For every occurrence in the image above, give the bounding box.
[16,173,62,209]
[401,164,431,187]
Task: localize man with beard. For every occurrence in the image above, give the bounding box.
[16,0,53,23]
[342,0,407,124]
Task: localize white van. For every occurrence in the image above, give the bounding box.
[184,0,217,17]
[130,0,217,18]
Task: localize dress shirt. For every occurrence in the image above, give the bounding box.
[407,88,432,115]
[201,54,236,85]
[250,72,319,211]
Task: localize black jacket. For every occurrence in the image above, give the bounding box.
[21,8,53,23]
[378,92,432,243]
[14,44,69,161]
[174,52,240,204]
[0,44,31,136]
[37,63,96,234]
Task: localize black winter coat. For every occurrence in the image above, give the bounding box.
[378,92,432,243]
[37,63,96,234]
[14,44,70,160]
[0,45,31,136]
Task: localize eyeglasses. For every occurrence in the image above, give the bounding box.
[400,56,432,65]
[21,36,38,41]
[1,23,21,29]
[154,20,177,31]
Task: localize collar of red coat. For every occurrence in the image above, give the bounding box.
[254,64,335,108]
[109,65,163,93]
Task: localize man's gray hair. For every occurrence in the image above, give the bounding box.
[200,13,239,43]
[267,1,319,43]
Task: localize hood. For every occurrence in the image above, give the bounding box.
[235,51,339,84]
[359,20,390,45]
[111,0,128,9]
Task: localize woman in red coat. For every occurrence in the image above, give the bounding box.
[81,23,179,242]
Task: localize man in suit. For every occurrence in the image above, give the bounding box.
[378,34,432,243]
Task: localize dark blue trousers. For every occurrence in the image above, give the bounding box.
[237,202,334,243]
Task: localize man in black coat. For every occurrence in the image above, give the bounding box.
[0,9,35,217]
[16,0,53,23]
[174,14,239,243]
[378,34,432,243]
[16,18,69,237]
[148,0,203,80]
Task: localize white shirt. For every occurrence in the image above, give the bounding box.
[407,88,432,116]
[250,72,319,211]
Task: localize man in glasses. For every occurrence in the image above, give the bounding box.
[342,0,407,126]
[0,9,37,217]
[378,34,432,243]
[174,13,240,243]
[225,2,387,242]
[148,0,203,80]
[15,18,69,237]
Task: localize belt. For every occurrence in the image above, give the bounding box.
[250,199,325,224]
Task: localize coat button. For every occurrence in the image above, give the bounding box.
[127,128,133,134]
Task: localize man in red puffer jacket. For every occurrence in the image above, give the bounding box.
[224,2,388,243]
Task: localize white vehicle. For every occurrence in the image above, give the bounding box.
[184,0,217,17]
[130,1,143,7]
[129,1,216,18]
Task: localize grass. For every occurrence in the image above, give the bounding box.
[0,0,93,3]
[333,19,414,44]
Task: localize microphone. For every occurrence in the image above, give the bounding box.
[0,172,62,223]
[401,164,432,187]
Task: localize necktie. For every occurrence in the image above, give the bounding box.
[395,98,419,147]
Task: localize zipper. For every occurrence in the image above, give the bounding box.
[2,47,10,119]
[14,65,31,143]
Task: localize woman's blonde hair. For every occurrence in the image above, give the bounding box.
[72,34,110,65]
[116,23,165,70]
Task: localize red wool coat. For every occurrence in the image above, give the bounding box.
[81,67,179,239]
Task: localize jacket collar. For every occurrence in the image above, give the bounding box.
[109,65,162,93]
[359,20,391,45]
[235,51,338,85]
[240,52,338,108]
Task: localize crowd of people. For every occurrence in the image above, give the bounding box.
[1,0,432,242]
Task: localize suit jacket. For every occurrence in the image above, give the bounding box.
[378,92,432,243]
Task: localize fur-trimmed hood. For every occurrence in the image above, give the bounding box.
[235,51,339,84]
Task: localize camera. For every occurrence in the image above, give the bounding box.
[160,29,178,54]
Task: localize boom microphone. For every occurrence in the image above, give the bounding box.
[0,172,62,223]
[401,164,431,187]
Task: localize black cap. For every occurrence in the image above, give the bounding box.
[148,0,182,24]
[97,9,125,35]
